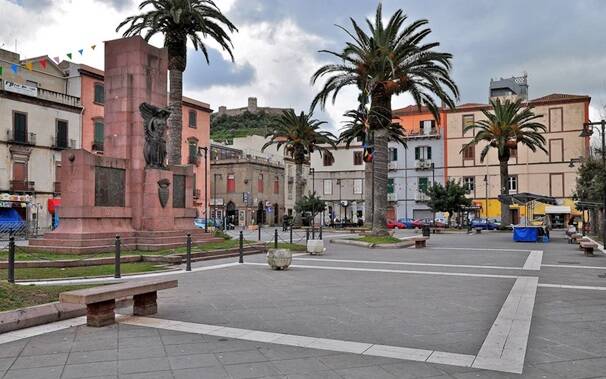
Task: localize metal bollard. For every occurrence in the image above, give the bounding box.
[8,236,15,284]
[319,225,323,240]
[258,224,262,241]
[312,225,315,240]
[186,233,192,271]
[239,231,244,263]
[290,224,293,244]
[274,229,278,249]
[306,229,310,242]
[114,235,121,279]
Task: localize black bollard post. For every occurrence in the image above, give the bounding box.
[258,224,262,241]
[312,225,315,240]
[186,233,192,271]
[274,229,278,249]
[319,225,323,240]
[114,235,121,279]
[306,229,310,242]
[239,231,244,263]
[290,224,293,244]
[8,236,15,284]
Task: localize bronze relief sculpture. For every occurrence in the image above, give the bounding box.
[140,102,171,169]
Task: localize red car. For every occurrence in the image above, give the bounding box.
[387,220,406,229]
[412,219,425,229]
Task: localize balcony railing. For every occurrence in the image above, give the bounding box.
[415,193,429,202]
[388,161,397,170]
[92,142,104,152]
[54,181,61,194]
[188,155,198,165]
[51,136,75,149]
[10,180,35,192]
[415,160,433,170]
[7,130,36,145]
[405,128,440,139]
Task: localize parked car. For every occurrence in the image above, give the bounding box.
[387,220,406,229]
[470,218,497,230]
[433,218,448,228]
[411,219,425,229]
[397,218,416,229]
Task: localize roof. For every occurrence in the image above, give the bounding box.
[392,105,431,116]
[530,93,591,103]
[183,96,212,113]
[446,93,591,113]
[78,64,105,79]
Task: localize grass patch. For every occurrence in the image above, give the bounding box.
[0,282,93,312]
[0,262,167,281]
[276,243,306,251]
[357,236,402,244]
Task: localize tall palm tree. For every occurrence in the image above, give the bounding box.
[262,110,336,225]
[117,0,237,165]
[311,4,458,234]
[461,98,547,226]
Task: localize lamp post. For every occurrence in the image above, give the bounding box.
[198,146,208,233]
[431,162,435,226]
[309,167,315,194]
[484,174,489,223]
[336,179,342,221]
[213,173,222,229]
[580,120,606,245]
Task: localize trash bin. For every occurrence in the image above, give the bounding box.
[422,225,431,237]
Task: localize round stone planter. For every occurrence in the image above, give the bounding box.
[307,239,326,255]
[267,249,292,270]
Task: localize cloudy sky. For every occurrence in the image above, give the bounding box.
[2,0,606,131]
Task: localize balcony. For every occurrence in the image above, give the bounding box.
[10,180,35,192]
[54,181,61,194]
[388,161,397,170]
[193,189,201,199]
[415,160,433,170]
[51,136,76,150]
[37,88,81,108]
[92,142,104,152]
[387,193,396,202]
[415,193,429,202]
[405,128,440,139]
[7,130,36,145]
[188,155,198,165]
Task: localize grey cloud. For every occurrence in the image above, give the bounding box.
[94,0,132,10]
[183,47,255,90]
[8,0,53,9]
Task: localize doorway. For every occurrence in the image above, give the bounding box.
[510,208,520,225]
[226,201,237,229]
[256,201,266,225]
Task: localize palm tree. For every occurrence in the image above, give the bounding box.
[311,4,458,234]
[461,98,547,226]
[262,110,336,225]
[117,0,237,165]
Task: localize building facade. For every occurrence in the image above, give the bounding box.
[310,143,366,224]
[210,144,285,226]
[0,49,82,232]
[445,88,590,226]
[390,106,446,221]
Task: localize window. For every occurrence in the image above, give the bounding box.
[188,141,198,164]
[389,148,398,162]
[227,174,235,193]
[420,120,436,134]
[258,173,264,193]
[463,176,475,192]
[418,177,428,193]
[13,112,27,143]
[188,110,197,128]
[273,176,280,194]
[323,179,332,195]
[508,176,517,192]
[414,146,432,160]
[387,178,395,194]
[323,154,334,166]
[93,120,104,151]
[353,179,363,194]
[353,151,363,165]
[94,83,104,104]
[462,145,475,160]
[462,114,474,136]
[55,120,68,148]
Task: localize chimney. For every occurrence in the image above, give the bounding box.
[247,97,258,112]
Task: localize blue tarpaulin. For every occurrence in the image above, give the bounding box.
[0,208,25,230]
[513,227,539,242]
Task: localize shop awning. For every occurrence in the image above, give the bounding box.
[545,205,571,214]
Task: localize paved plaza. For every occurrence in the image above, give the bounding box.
[2,231,606,378]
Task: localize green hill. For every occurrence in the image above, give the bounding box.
[210,111,283,142]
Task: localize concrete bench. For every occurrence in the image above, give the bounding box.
[413,236,428,248]
[580,241,598,256]
[60,279,178,327]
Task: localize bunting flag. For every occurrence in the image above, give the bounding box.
[10,63,19,74]
[39,58,47,69]
[53,56,60,63]
[66,53,72,60]
[78,49,84,55]
[24,62,33,71]
[91,44,96,50]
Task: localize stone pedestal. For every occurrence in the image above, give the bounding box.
[133,291,157,316]
[86,300,115,327]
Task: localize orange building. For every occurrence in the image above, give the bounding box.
[62,62,212,218]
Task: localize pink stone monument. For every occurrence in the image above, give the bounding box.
[29,37,217,253]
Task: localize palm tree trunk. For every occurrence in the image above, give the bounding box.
[499,159,512,226]
[364,160,373,226]
[167,68,183,166]
[293,162,304,226]
[372,128,389,235]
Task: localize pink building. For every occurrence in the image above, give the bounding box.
[62,62,211,218]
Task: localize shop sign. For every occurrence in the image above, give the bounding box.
[4,80,38,97]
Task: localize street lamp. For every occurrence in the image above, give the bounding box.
[213,173,222,229]
[309,167,315,194]
[336,179,342,221]
[580,120,606,245]
[484,175,489,223]
[197,146,208,233]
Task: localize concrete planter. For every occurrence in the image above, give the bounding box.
[267,249,292,270]
[307,239,326,255]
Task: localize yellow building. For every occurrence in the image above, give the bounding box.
[445,80,590,226]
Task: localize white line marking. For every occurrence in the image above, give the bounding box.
[538,283,606,291]
[16,262,241,286]
[120,316,476,370]
[295,257,524,271]
[429,247,530,253]
[472,276,538,374]
[541,264,606,270]
[0,316,87,345]
[244,262,519,279]
[522,250,543,271]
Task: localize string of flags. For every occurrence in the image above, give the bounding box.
[1,44,98,76]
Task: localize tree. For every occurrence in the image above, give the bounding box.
[262,110,336,225]
[295,192,327,225]
[575,154,606,203]
[118,0,237,165]
[311,4,458,235]
[423,179,471,226]
[462,98,547,225]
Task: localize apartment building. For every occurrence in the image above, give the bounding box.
[0,49,82,232]
[445,75,590,225]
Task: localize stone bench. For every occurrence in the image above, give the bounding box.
[413,236,428,248]
[60,279,178,327]
[580,241,598,257]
